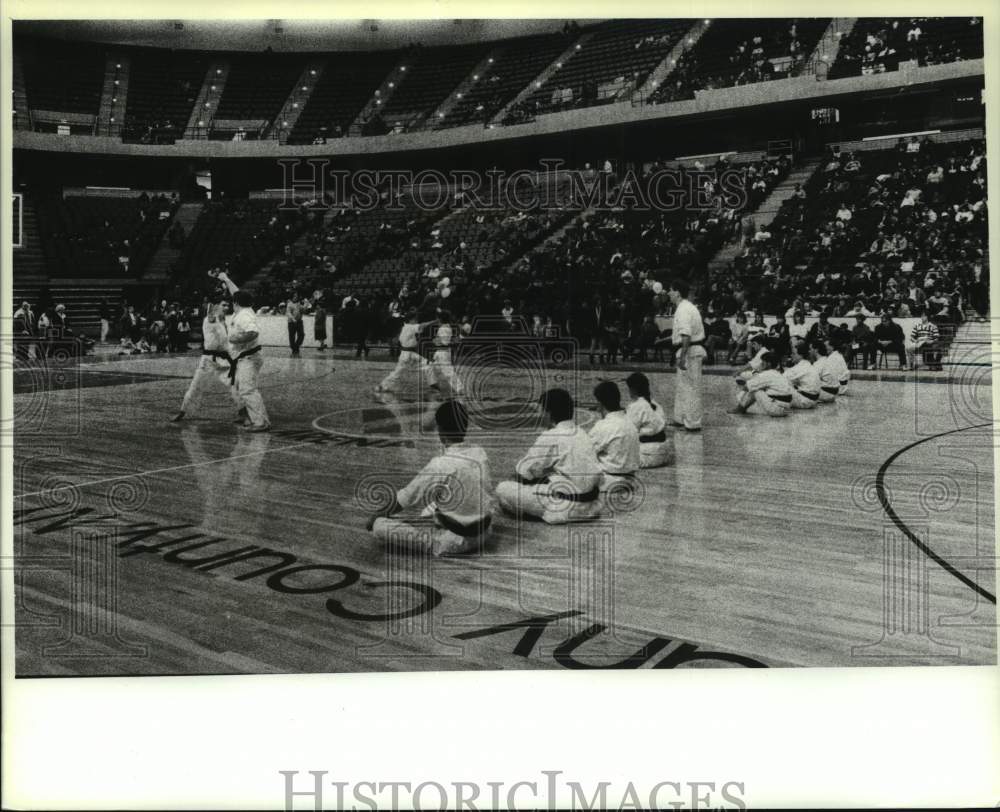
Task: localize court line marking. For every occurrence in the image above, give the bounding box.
[875,422,996,604]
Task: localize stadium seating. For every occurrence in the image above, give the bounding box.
[649,18,830,104]
[31,192,178,279]
[516,20,691,117]
[435,32,570,129]
[212,53,305,137]
[829,17,984,80]
[19,37,105,115]
[287,51,401,144]
[124,47,211,143]
[378,43,493,132]
[708,138,988,344]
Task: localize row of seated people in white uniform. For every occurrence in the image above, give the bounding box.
[366,377,671,556]
[731,337,851,418]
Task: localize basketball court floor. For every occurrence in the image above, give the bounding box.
[11,347,997,675]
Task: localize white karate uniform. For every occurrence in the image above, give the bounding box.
[180,316,241,414]
[380,322,434,392]
[372,443,493,556]
[813,356,841,402]
[229,306,270,428]
[589,410,641,490]
[672,299,707,430]
[495,420,603,524]
[626,397,672,468]
[430,323,464,395]
[783,359,821,410]
[827,350,850,395]
[736,369,794,416]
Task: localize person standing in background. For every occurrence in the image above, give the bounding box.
[98,299,112,343]
[286,291,305,356]
[669,280,706,432]
[314,299,328,350]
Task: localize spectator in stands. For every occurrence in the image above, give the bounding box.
[703,313,732,364]
[727,311,750,364]
[847,314,876,369]
[120,305,141,343]
[806,312,835,347]
[907,312,942,370]
[13,301,35,364]
[874,312,907,369]
[767,314,791,357]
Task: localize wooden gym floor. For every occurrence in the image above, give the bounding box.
[11,350,997,675]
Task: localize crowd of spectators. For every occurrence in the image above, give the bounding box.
[651,20,817,104]
[703,137,988,367]
[831,17,982,78]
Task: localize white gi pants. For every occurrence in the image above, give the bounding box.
[639,439,673,468]
[372,516,487,556]
[674,345,706,429]
[790,390,819,410]
[380,349,434,391]
[431,349,464,395]
[818,386,838,403]
[495,481,602,524]
[181,355,242,413]
[737,389,791,417]
[234,352,269,427]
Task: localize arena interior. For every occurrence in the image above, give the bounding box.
[9,17,996,675]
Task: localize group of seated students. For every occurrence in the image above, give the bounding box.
[729,334,851,418]
[365,375,672,555]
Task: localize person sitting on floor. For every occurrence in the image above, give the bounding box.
[588,381,640,492]
[810,340,842,403]
[367,399,493,556]
[730,352,794,417]
[783,340,821,409]
[495,388,603,524]
[625,371,672,468]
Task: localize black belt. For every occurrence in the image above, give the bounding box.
[554,485,600,503]
[435,511,492,538]
[203,349,231,361]
[640,431,667,443]
[674,339,705,347]
[228,345,262,384]
[797,390,820,401]
[770,394,793,403]
[821,385,840,395]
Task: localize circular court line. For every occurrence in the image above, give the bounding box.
[875,422,996,605]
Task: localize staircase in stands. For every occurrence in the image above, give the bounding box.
[143,201,206,283]
[706,156,823,279]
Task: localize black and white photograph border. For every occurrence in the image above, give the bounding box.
[1,0,998,809]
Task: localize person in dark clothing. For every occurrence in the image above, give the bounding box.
[703,313,733,364]
[766,314,791,359]
[848,314,876,369]
[873,313,907,369]
[353,300,372,358]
